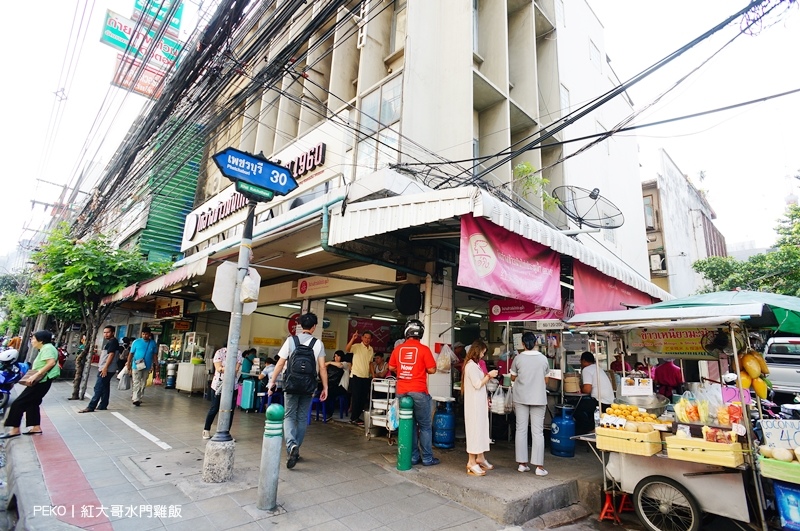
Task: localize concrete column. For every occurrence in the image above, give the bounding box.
[419,269,454,399]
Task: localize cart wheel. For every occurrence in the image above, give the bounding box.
[388,438,396,446]
[633,475,701,531]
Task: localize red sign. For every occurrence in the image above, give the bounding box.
[573,261,654,314]
[347,318,393,353]
[458,214,561,310]
[287,313,300,336]
[156,305,182,318]
[488,299,564,322]
[112,54,165,100]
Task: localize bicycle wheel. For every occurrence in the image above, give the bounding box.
[633,475,701,531]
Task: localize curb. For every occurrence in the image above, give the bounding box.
[525,503,592,529]
[5,437,81,530]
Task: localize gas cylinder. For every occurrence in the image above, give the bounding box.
[165,362,177,389]
[550,405,576,457]
[432,400,456,449]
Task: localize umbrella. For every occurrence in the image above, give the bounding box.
[642,290,800,335]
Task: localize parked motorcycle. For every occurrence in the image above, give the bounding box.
[0,349,29,413]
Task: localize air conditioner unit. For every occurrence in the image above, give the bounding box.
[649,254,664,272]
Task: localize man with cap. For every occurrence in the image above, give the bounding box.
[451,341,466,372]
[610,351,632,373]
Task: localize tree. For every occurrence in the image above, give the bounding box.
[31,225,169,399]
[693,206,800,296]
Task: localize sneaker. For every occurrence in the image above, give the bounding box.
[518,464,531,473]
[411,458,421,466]
[133,401,141,407]
[202,430,211,440]
[535,467,549,477]
[422,458,440,467]
[287,444,299,469]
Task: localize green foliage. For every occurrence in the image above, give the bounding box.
[693,206,800,296]
[514,162,561,211]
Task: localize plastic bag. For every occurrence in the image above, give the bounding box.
[240,268,260,303]
[387,398,399,431]
[674,391,701,423]
[490,386,506,414]
[504,385,514,414]
[116,365,128,379]
[146,372,154,387]
[436,350,451,373]
[118,372,131,391]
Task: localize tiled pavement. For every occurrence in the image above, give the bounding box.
[5,379,602,530]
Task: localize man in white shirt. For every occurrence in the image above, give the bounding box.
[577,351,615,434]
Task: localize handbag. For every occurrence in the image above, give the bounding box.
[504,385,514,414]
[118,372,131,391]
[135,359,146,371]
[18,370,43,387]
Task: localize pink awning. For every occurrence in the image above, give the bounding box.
[135,256,209,300]
[573,260,655,314]
[101,283,138,305]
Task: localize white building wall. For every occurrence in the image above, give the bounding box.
[553,0,650,278]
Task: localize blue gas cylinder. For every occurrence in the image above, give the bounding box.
[550,405,576,457]
[433,400,455,449]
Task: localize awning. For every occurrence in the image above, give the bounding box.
[328,183,672,302]
[566,302,775,330]
[101,283,138,305]
[134,255,209,300]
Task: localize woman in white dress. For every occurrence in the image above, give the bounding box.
[462,340,499,476]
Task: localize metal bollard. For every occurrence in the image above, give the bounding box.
[397,396,414,471]
[257,404,284,511]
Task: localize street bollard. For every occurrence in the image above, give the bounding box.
[257,404,284,511]
[397,396,414,471]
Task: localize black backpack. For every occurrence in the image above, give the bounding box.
[283,336,318,395]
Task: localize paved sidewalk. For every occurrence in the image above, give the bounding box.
[5,380,603,530]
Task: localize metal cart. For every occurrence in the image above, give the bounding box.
[366,377,397,445]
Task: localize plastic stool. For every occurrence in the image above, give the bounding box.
[598,491,621,524]
[618,492,634,513]
[309,396,327,424]
[267,391,283,408]
[337,394,349,419]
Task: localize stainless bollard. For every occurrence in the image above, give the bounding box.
[257,403,284,511]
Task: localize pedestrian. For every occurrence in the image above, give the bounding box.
[462,339,498,476]
[345,329,374,426]
[653,358,683,399]
[370,352,388,378]
[240,348,256,381]
[266,312,328,469]
[79,326,119,413]
[324,350,350,418]
[0,330,60,438]
[511,332,550,475]
[610,351,632,373]
[388,319,439,466]
[203,346,242,439]
[577,351,615,434]
[117,337,131,373]
[126,327,158,406]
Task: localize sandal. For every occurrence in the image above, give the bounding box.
[467,464,485,476]
[477,460,494,470]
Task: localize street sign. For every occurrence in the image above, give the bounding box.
[212,262,257,315]
[236,181,274,202]
[211,148,297,197]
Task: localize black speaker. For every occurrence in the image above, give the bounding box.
[395,284,421,315]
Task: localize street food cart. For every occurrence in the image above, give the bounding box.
[566,296,800,531]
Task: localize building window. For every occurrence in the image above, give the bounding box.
[589,39,601,71]
[356,75,403,179]
[643,195,657,230]
[560,84,570,116]
[555,0,565,27]
[472,0,479,53]
[391,0,407,54]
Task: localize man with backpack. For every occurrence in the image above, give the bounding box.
[267,312,328,469]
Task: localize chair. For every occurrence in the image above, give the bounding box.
[337,394,350,419]
[309,395,327,424]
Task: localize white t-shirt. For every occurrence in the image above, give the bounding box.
[581,364,615,404]
[277,332,325,374]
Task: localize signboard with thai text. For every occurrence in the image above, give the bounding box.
[628,328,718,360]
[100,10,182,71]
[112,54,164,99]
[134,0,183,36]
[488,298,564,322]
[212,147,297,196]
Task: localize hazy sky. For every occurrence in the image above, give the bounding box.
[1,0,797,269]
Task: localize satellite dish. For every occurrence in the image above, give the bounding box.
[552,186,624,229]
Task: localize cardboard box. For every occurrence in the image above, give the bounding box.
[665,435,744,468]
[595,427,662,456]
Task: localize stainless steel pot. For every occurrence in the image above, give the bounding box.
[614,394,669,417]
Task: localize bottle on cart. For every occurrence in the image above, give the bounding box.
[594,406,600,427]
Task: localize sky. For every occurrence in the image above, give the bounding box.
[0,0,798,272]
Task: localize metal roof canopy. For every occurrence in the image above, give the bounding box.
[566,302,778,332]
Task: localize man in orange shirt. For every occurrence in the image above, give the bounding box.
[388,319,439,466]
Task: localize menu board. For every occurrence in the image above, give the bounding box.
[620,377,654,397]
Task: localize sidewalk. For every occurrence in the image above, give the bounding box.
[4,380,603,530]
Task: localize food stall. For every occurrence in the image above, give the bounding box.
[566,297,792,531]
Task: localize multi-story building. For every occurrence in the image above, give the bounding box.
[641,148,727,297]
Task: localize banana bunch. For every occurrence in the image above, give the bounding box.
[737,348,771,400]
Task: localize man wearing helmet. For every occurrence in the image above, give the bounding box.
[388,319,440,466]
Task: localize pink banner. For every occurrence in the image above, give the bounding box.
[488,299,564,322]
[347,317,393,353]
[458,214,561,310]
[573,261,654,314]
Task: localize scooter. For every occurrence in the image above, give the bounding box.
[0,349,29,413]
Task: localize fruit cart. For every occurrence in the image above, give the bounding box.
[565,294,800,531]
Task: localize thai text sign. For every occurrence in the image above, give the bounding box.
[211,147,297,196]
[100,10,182,70]
[488,298,563,322]
[628,328,715,359]
[459,214,560,310]
[134,0,184,36]
[112,54,164,99]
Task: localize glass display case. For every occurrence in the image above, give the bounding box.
[169,333,184,360]
[182,332,208,363]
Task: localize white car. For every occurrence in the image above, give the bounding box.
[764,337,800,395]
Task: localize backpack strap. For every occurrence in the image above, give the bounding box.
[291,335,301,350]
[308,337,317,349]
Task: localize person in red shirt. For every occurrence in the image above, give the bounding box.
[610,352,632,373]
[388,319,439,466]
[654,358,684,399]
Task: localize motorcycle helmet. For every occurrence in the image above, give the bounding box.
[0,349,19,363]
[404,319,424,339]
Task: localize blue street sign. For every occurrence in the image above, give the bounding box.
[212,148,297,196]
